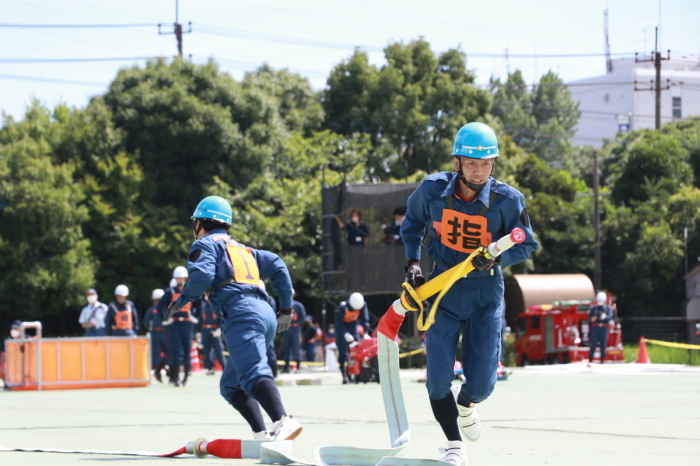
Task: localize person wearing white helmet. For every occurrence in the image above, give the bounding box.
[280,289,307,373]
[105,284,139,337]
[156,266,201,387]
[335,292,370,384]
[78,288,108,337]
[144,288,167,382]
[588,291,614,366]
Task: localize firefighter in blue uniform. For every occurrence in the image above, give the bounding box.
[335,292,370,384]
[166,196,302,441]
[281,291,306,373]
[157,266,200,387]
[258,280,279,378]
[105,285,139,337]
[144,288,167,382]
[588,291,613,365]
[401,122,538,465]
[199,294,226,375]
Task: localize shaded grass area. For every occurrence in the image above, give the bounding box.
[623,343,700,365]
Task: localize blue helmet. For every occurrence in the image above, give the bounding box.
[452,122,499,159]
[191,196,233,226]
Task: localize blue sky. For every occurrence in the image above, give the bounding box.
[2,0,699,120]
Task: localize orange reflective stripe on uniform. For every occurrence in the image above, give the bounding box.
[432,209,491,254]
[172,292,192,313]
[343,309,361,323]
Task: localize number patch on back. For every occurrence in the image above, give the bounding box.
[226,245,260,285]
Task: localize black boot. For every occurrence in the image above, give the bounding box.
[181,369,190,387]
[340,362,350,384]
[153,360,166,383]
[169,365,181,387]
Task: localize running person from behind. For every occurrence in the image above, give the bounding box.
[401,122,538,464]
[167,196,302,441]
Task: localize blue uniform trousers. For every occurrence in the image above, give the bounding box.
[111,329,135,337]
[282,327,302,363]
[150,330,167,368]
[169,321,193,373]
[202,329,226,370]
[335,322,359,364]
[303,343,317,362]
[589,326,609,362]
[219,294,276,400]
[86,327,105,337]
[425,269,504,404]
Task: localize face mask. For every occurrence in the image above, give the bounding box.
[328,327,335,333]
[10,329,20,339]
[87,295,98,305]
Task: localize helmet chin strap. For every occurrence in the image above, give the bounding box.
[457,157,488,192]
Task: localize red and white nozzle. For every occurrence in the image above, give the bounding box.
[486,228,526,258]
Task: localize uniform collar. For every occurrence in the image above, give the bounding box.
[204,228,227,237]
[442,173,494,207]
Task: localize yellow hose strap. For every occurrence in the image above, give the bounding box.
[643,339,700,350]
[398,348,424,359]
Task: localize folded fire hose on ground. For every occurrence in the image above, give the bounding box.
[1,230,524,465]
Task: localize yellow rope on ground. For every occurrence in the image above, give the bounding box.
[398,348,424,359]
[643,339,700,350]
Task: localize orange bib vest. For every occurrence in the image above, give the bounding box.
[112,303,133,330]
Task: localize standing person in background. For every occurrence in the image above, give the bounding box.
[166,195,302,440]
[588,291,613,366]
[78,288,108,337]
[157,266,200,387]
[383,207,407,245]
[334,209,369,246]
[199,294,227,375]
[105,285,139,337]
[144,288,167,382]
[259,280,279,379]
[302,316,321,363]
[335,292,370,384]
[280,291,306,373]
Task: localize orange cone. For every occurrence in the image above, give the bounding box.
[637,336,651,364]
[190,341,202,372]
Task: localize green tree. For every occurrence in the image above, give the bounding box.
[0,103,95,332]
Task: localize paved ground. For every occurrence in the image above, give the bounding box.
[1,363,699,465]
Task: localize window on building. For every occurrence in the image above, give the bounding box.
[673,97,682,119]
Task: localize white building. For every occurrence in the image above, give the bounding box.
[568,55,700,147]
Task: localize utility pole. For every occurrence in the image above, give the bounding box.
[593,150,602,292]
[604,8,612,73]
[158,0,191,57]
[634,27,670,129]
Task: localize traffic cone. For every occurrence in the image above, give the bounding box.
[190,341,202,372]
[636,336,651,364]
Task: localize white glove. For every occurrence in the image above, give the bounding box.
[212,328,222,338]
[344,332,355,343]
[190,316,199,325]
[195,332,202,343]
[364,333,371,340]
[277,312,292,333]
[163,319,173,326]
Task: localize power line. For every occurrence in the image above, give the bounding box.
[0,56,154,63]
[0,73,106,86]
[0,23,158,28]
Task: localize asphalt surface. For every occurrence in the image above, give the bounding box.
[1,363,699,465]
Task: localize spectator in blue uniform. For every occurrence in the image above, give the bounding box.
[383,207,407,245]
[199,294,226,375]
[401,122,538,465]
[78,288,108,337]
[144,288,167,382]
[335,292,370,384]
[588,291,613,366]
[281,290,306,373]
[302,316,321,362]
[334,209,369,246]
[105,285,139,337]
[166,195,302,441]
[157,266,200,387]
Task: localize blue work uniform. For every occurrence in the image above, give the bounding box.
[264,295,279,377]
[143,304,168,369]
[281,300,307,366]
[172,229,293,400]
[588,304,613,363]
[105,301,139,337]
[335,302,370,364]
[199,302,226,370]
[157,286,200,377]
[303,322,320,362]
[402,174,537,403]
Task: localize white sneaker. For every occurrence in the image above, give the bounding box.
[253,430,271,440]
[439,440,467,465]
[451,385,481,442]
[271,415,303,441]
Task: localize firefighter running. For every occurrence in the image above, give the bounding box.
[400,122,538,465]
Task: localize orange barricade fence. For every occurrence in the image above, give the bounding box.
[4,337,150,391]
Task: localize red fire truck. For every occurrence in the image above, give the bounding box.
[514,300,624,366]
